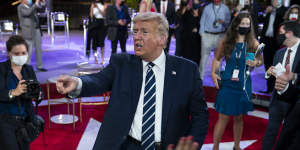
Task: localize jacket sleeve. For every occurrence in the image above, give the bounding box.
[168,2,176,25]
[79,55,117,97]
[124,6,131,26]
[187,64,209,149]
[18,4,38,17]
[105,6,119,26]
[0,69,10,102]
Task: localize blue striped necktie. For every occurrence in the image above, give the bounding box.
[142,62,156,150]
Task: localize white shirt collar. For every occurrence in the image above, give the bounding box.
[142,51,166,70]
[289,39,300,53]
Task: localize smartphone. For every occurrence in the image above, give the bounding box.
[246,52,255,62]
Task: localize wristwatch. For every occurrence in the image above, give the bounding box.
[8,90,15,100]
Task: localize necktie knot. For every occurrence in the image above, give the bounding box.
[147,62,155,69]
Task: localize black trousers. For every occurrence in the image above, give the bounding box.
[86,19,107,55]
[261,36,279,92]
[111,28,127,54]
[274,102,300,150]
[0,117,29,150]
[174,26,183,57]
[262,99,291,150]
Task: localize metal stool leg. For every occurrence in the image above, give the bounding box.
[47,81,51,128]
[79,98,82,123]
[72,98,75,130]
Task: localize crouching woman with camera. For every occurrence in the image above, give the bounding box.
[0,35,43,150]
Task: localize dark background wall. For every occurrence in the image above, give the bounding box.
[0,0,299,29]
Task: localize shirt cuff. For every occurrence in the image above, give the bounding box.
[292,74,297,85]
[265,72,271,79]
[277,83,289,95]
[68,77,82,98]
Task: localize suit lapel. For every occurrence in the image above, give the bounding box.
[278,48,286,64]
[292,44,300,72]
[161,54,176,139]
[130,56,143,115]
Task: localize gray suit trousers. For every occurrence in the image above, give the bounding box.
[25,28,43,69]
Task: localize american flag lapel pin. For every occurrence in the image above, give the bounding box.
[172,71,176,75]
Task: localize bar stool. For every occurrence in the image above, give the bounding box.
[47,75,78,130]
[50,12,70,47]
[0,20,18,41]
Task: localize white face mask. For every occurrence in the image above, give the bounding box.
[11,54,28,66]
[289,13,298,21]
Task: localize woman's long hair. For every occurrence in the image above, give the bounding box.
[222,11,256,59]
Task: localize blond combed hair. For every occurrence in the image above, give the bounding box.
[133,12,169,39]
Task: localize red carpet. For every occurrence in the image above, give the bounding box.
[30,102,268,150]
[206,109,268,149]
[30,104,107,150]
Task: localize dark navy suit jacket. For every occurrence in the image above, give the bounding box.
[78,54,209,150]
[271,45,300,103]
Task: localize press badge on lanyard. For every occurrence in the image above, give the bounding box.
[231,47,243,81]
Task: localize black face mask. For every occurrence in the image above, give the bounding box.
[238,27,250,35]
[181,1,188,6]
[192,3,199,9]
[243,5,251,10]
[277,33,286,46]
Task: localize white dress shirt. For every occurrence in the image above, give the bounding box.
[160,0,168,15]
[278,39,300,94]
[129,51,166,142]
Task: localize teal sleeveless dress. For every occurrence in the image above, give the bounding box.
[214,43,254,115]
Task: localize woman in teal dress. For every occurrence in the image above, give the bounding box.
[211,12,263,150]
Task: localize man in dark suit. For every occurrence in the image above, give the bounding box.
[105,0,131,54]
[260,0,287,93]
[155,0,175,53]
[273,21,300,150]
[262,21,300,150]
[56,12,209,150]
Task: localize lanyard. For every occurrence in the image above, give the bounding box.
[235,42,246,69]
[212,4,221,20]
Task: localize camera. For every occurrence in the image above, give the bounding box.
[22,80,41,100]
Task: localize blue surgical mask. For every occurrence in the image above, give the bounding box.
[28,0,33,6]
[277,0,282,8]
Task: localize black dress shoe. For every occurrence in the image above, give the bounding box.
[37,68,48,72]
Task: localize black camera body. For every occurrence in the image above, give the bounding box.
[22,80,41,100]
